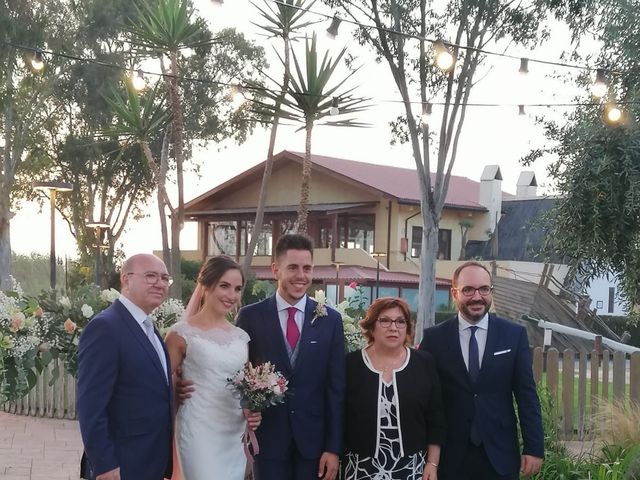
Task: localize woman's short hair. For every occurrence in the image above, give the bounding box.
[359,297,413,345]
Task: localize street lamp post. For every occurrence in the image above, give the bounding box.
[332,261,344,304]
[33,181,73,290]
[371,252,386,299]
[87,221,110,287]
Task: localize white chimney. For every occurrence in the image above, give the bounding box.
[479,165,502,233]
[516,171,538,198]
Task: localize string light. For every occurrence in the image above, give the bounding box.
[518,105,526,115]
[421,102,432,124]
[31,48,44,71]
[131,69,146,91]
[211,0,224,7]
[433,40,454,71]
[330,97,339,115]
[605,103,622,123]
[326,14,342,39]
[230,84,245,108]
[519,58,529,75]
[592,68,608,98]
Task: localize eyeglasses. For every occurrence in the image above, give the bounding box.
[127,272,174,286]
[377,317,408,329]
[456,285,493,297]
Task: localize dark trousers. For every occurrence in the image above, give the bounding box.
[440,443,519,480]
[253,442,318,480]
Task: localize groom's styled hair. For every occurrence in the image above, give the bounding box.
[275,233,314,260]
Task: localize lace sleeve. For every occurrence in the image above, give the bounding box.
[168,320,190,344]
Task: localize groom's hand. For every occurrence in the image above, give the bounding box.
[318,452,338,480]
[174,366,195,404]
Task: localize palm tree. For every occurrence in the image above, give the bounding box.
[254,33,369,233]
[128,0,207,297]
[242,0,316,275]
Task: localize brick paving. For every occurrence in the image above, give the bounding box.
[0,412,82,480]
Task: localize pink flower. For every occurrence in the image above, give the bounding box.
[349,281,358,289]
[9,312,25,332]
[64,318,77,333]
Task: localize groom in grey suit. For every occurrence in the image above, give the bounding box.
[236,234,346,480]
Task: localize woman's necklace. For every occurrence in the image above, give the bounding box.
[368,346,407,380]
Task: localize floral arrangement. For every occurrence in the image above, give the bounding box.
[1,280,185,403]
[312,286,367,353]
[227,361,288,412]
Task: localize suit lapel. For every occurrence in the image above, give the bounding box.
[266,296,292,373]
[115,300,168,385]
[445,318,472,386]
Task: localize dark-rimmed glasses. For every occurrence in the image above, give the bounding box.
[377,317,408,329]
[456,285,493,297]
[127,272,174,286]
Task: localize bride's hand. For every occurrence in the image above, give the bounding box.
[243,409,262,430]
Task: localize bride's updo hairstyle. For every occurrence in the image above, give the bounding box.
[197,255,245,290]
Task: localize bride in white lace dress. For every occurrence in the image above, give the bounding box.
[165,256,261,480]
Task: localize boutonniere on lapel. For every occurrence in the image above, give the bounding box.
[311,290,328,325]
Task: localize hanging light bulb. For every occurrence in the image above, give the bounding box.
[518,105,526,116]
[31,49,45,71]
[605,104,622,124]
[420,102,433,125]
[591,68,608,98]
[132,69,146,91]
[330,97,339,116]
[433,40,455,71]
[231,85,245,109]
[211,0,224,7]
[326,14,342,40]
[519,58,529,75]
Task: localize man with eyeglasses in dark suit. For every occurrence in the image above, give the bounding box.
[420,261,543,480]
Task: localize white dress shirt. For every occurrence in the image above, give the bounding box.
[458,313,489,370]
[275,292,306,337]
[119,294,168,381]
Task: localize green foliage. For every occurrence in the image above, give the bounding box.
[10,252,64,296]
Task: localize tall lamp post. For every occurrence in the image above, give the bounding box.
[33,181,73,290]
[87,221,110,287]
[332,261,344,304]
[371,252,387,299]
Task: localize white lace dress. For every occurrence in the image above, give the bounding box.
[170,321,250,480]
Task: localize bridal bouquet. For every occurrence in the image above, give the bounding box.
[227,361,288,412]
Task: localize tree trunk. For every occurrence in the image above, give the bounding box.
[415,211,439,344]
[296,120,314,234]
[242,37,292,277]
[159,128,171,268]
[168,51,185,299]
[0,188,12,289]
[0,62,15,288]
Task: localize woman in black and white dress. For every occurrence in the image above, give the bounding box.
[343,297,445,480]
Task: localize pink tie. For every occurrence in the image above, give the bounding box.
[286,307,300,350]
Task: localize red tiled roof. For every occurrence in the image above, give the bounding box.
[185,150,510,212]
[250,265,451,286]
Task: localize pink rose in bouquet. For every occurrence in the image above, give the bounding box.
[227,361,287,412]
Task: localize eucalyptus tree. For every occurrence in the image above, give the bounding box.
[323,0,577,338]
[242,0,317,275]
[255,33,368,233]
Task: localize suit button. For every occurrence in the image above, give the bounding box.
[474,394,478,398]
[290,410,295,414]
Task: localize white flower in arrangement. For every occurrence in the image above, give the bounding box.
[59,296,72,309]
[81,304,94,319]
[100,288,120,303]
[6,276,23,298]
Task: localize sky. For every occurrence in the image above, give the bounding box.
[10,0,593,259]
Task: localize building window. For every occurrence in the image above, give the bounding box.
[596,300,604,309]
[411,227,452,260]
[208,222,237,256]
[241,221,273,256]
[339,215,375,253]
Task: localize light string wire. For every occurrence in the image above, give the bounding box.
[1,0,629,112]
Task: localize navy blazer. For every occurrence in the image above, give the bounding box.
[236,295,346,460]
[77,299,173,480]
[420,314,543,476]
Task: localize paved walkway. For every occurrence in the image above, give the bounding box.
[0,412,82,480]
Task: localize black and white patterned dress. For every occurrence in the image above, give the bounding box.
[342,351,426,480]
